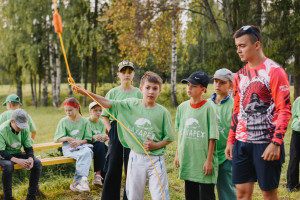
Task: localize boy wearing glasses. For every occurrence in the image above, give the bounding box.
[208,68,236,200]
[225,25,291,200]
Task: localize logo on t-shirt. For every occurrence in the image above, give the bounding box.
[216,114,225,134]
[7,142,21,151]
[183,118,205,139]
[128,118,155,140]
[70,130,80,136]
[93,130,101,135]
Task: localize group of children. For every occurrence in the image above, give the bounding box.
[67,60,238,200]
[0,59,238,200]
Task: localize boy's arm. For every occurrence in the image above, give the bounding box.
[203,139,215,175]
[174,147,179,168]
[31,131,37,140]
[143,137,171,151]
[74,85,112,108]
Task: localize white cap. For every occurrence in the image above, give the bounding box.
[89,102,98,111]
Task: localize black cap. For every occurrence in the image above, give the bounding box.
[181,72,209,88]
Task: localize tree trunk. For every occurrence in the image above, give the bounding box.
[49,33,57,108]
[55,52,61,107]
[30,71,37,107]
[42,60,48,107]
[92,47,97,93]
[256,0,262,28]
[223,0,233,35]
[38,75,41,105]
[203,0,222,40]
[16,67,22,103]
[171,0,178,107]
[84,56,89,106]
[294,48,300,98]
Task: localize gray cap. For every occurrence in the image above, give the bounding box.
[89,102,99,111]
[11,109,29,129]
[213,68,234,82]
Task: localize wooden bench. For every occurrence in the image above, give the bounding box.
[0,142,76,170]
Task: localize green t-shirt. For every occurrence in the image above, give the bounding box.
[0,110,37,133]
[86,117,106,143]
[207,97,234,165]
[54,117,92,142]
[175,100,219,184]
[291,97,300,131]
[110,98,174,156]
[0,120,33,154]
[101,87,143,121]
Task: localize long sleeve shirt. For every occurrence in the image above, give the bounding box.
[227,58,292,145]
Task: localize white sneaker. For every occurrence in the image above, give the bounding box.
[70,181,80,192]
[76,177,90,192]
[92,174,103,186]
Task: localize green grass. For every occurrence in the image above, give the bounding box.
[0,83,299,199]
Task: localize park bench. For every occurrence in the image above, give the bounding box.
[0,142,75,170]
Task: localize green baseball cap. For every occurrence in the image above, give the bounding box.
[2,94,22,106]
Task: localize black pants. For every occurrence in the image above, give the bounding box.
[101,121,130,200]
[185,180,215,200]
[93,141,108,173]
[0,153,42,200]
[287,130,300,189]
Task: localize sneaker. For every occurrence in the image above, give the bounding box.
[70,181,80,192]
[76,177,90,192]
[92,174,103,186]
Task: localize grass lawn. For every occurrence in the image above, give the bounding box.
[0,83,299,199]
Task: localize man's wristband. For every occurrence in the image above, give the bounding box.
[271,141,280,146]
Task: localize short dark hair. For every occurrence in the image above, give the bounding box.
[233,25,262,44]
[140,71,163,88]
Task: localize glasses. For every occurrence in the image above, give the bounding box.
[242,25,259,41]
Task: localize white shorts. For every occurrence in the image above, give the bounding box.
[126,151,170,200]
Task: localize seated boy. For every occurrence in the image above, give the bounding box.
[0,109,42,200]
[0,94,37,140]
[75,71,174,200]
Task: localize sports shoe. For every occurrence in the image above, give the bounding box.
[70,181,80,192]
[76,177,90,192]
[92,174,103,186]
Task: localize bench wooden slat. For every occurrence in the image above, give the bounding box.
[0,156,76,170]
[22,142,63,152]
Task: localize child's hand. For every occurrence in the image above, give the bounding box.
[174,155,180,168]
[102,135,109,142]
[143,137,156,151]
[69,140,80,148]
[93,135,102,141]
[203,160,213,175]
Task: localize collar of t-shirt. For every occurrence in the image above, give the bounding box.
[210,93,231,104]
[190,100,207,109]
[9,122,20,135]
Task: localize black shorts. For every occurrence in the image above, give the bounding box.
[232,140,285,191]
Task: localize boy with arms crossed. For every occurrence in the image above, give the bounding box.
[75,71,174,200]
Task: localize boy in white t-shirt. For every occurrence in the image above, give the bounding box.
[74,71,174,200]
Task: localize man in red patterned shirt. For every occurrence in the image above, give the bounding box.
[225,25,292,200]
